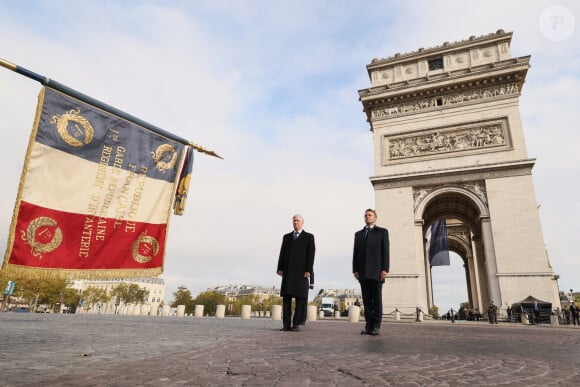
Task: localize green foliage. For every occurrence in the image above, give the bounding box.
[8,276,70,312]
[193,291,227,316]
[260,295,282,312]
[82,286,111,310]
[170,286,193,309]
[62,288,81,310]
[432,305,440,318]
[110,283,149,305]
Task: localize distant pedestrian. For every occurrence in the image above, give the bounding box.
[277,214,315,332]
[533,301,541,324]
[487,301,498,324]
[570,302,579,326]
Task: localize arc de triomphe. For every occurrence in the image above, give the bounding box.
[358,30,560,315]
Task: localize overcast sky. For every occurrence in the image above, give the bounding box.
[0,1,578,312]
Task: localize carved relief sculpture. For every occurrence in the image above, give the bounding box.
[385,118,509,162]
[371,82,519,119]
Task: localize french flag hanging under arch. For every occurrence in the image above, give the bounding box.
[425,219,450,267]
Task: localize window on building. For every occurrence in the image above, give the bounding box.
[428,57,443,71]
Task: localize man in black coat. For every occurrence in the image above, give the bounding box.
[277,214,315,331]
[352,209,389,336]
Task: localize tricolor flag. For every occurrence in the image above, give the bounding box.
[2,87,190,279]
[425,219,450,267]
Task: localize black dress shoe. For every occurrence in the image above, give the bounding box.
[361,329,370,335]
[369,328,380,336]
[290,326,300,331]
[280,327,290,331]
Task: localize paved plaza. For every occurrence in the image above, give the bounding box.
[0,313,579,386]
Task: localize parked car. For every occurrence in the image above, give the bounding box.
[9,307,30,313]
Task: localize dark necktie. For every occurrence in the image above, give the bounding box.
[365,227,371,237]
[293,232,299,240]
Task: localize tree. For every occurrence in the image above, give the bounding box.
[82,286,111,313]
[432,305,440,319]
[62,288,82,313]
[10,276,69,312]
[171,286,193,312]
[110,283,149,306]
[193,291,226,316]
[260,295,282,313]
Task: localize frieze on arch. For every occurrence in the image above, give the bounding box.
[385,118,509,163]
[371,82,519,120]
[413,181,488,211]
[447,222,473,254]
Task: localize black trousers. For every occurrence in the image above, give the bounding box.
[283,295,305,328]
[360,279,383,331]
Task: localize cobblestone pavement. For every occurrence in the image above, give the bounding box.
[1,313,579,386]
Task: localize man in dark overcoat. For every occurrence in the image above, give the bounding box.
[352,208,389,336]
[277,214,315,331]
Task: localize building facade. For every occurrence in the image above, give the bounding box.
[73,277,165,315]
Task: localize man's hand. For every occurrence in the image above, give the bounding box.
[353,272,359,280]
[380,270,388,280]
[277,271,283,276]
[304,272,310,278]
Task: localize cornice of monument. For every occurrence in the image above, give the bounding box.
[358,56,530,101]
[366,29,512,69]
[369,159,536,189]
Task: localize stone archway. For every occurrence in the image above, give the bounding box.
[360,30,560,316]
[417,186,492,315]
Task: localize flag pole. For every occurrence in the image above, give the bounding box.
[0,57,222,159]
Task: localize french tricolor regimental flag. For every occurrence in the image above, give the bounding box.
[2,87,190,279]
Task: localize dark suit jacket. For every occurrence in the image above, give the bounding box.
[277,231,315,298]
[352,225,390,282]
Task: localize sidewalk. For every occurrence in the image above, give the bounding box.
[1,313,579,386]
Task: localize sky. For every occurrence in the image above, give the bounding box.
[0,1,578,312]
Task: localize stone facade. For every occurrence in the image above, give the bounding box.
[73,277,165,315]
[358,30,560,315]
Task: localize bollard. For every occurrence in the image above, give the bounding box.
[215,304,225,318]
[140,305,150,316]
[307,305,317,322]
[416,307,423,322]
[335,311,341,319]
[319,310,324,319]
[348,306,361,323]
[265,311,270,318]
[522,313,530,325]
[176,305,185,317]
[550,314,559,326]
[271,305,282,321]
[194,305,204,318]
[161,305,170,317]
[395,309,400,321]
[241,305,251,319]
